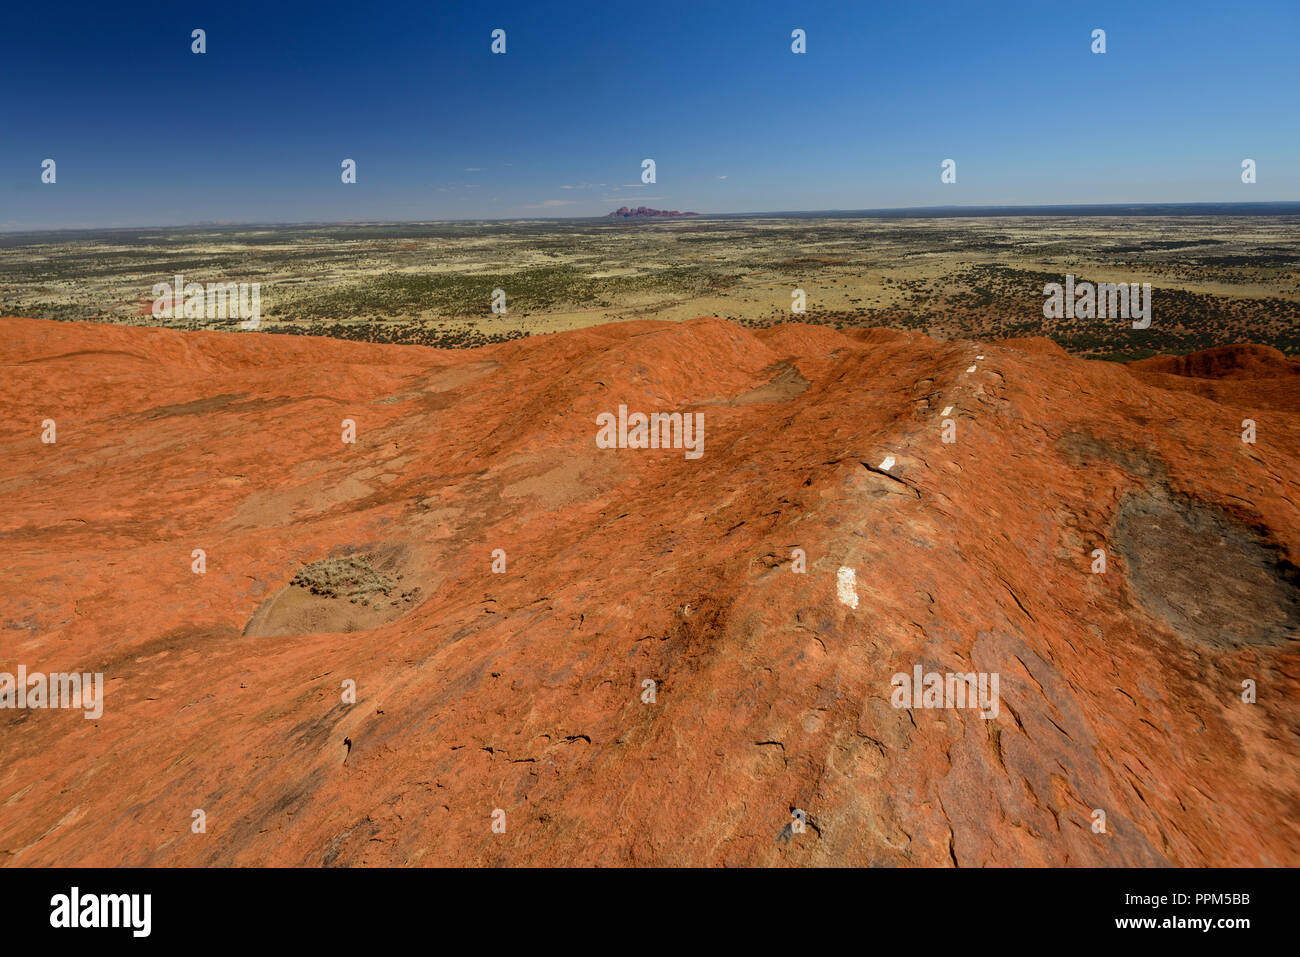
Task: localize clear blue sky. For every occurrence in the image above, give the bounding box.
[2,0,1296,229]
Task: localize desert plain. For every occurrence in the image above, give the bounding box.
[3,213,1297,357]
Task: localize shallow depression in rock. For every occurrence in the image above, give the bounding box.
[1115,489,1300,649]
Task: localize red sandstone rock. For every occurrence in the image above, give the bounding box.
[0,316,1296,866]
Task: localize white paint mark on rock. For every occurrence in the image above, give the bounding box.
[966,365,977,373]
[976,354,985,360]
[941,406,953,416]
[836,567,859,609]
[879,455,896,471]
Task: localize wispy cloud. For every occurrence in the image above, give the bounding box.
[524,198,581,208]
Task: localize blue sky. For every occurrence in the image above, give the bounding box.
[2,0,1297,229]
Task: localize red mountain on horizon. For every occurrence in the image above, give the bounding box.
[608,206,700,219]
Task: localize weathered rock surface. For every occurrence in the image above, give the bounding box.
[1,315,1296,866]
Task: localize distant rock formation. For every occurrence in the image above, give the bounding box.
[608,206,700,219]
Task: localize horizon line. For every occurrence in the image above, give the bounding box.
[5,200,1300,236]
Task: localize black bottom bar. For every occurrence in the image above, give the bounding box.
[0,866,1281,944]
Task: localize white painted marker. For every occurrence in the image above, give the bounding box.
[836,567,859,609]
[879,455,895,471]
[976,354,985,360]
[966,365,977,373]
[941,406,952,416]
